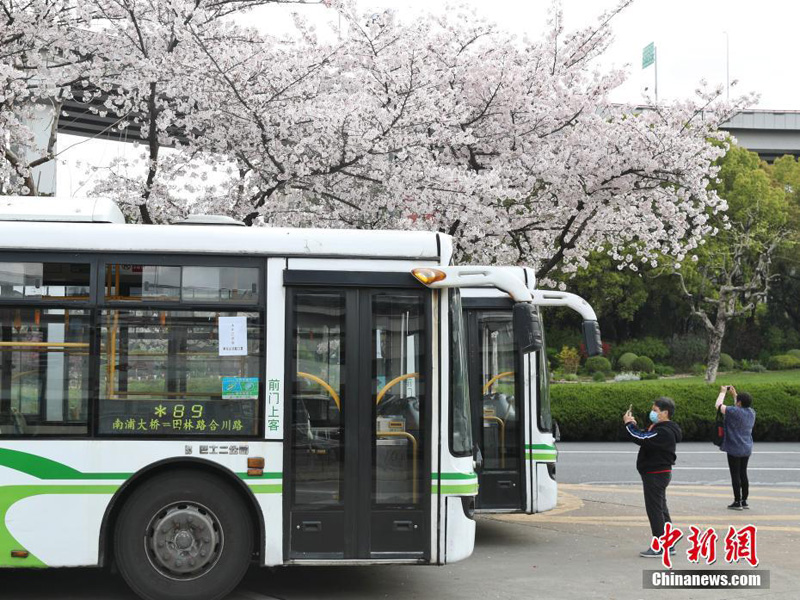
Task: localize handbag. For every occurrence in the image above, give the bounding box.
[712,406,725,446]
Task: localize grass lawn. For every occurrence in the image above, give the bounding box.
[628,370,800,386]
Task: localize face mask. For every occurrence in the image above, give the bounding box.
[649,410,660,424]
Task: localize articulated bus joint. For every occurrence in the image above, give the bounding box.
[98,457,266,568]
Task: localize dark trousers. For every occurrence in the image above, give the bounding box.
[727,454,750,502]
[641,472,672,538]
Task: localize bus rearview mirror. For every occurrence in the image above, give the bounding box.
[513,303,543,354]
[582,320,603,356]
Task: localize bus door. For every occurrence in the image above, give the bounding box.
[285,282,429,559]
[467,308,524,510]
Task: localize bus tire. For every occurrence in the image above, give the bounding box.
[114,470,253,600]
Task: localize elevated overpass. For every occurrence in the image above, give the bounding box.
[721,110,800,161]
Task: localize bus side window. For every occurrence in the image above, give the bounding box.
[0,308,91,437]
[97,309,263,436]
[0,260,92,436]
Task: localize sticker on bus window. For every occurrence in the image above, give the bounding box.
[222,377,260,400]
[218,316,248,356]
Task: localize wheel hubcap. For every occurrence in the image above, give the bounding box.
[146,502,222,580]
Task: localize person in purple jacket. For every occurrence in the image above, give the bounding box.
[716,385,756,510]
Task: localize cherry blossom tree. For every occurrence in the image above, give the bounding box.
[1,0,319,211]
[183,2,753,281]
[3,0,753,283]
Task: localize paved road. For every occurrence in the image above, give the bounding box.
[558,442,800,486]
[3,442,798,599]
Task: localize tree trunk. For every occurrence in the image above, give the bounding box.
[704,303,728,384]
[139,82,159,225]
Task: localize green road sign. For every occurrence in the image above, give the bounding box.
[642,42,655,69]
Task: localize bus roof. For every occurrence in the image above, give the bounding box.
[0,197,450,261]
[0,220,450,261]
[0,196,126,224]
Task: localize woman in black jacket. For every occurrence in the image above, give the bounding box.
[623,396,683,558]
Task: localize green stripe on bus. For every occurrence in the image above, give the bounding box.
[0,448,130,480]
[432,472,477,480]
[0,484,120,568]
[248,484,283,494]
[525,444,556,450]
[236,472,282,480]
[525,453,557,461]
[0,449,284,483]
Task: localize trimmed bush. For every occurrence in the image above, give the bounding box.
[618,352,638,370]
[631,356,655,373]
[767,355,800,371]
[787,349,800,360]
[585,356,612,374]
[551,381,800,442]
[719,353,735,371]
[614,337,670,362]
[592,371,607,382]
[655,364,675,376]
[641,372,659,380]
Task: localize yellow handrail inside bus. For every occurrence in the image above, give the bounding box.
[376,430,418,503]
[0,342,89,348]
[297,371,340,410]
[107,310,119,399]
[482,371,514,394]
[376,372,420,404]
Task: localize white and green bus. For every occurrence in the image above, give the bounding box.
[462,267,601,513]
[0,198,541,600]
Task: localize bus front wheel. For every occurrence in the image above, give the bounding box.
[114,470,254,600]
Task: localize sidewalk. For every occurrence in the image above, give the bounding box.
[485,482,800,599]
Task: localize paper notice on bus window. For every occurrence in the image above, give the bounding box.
[218,316,248,356]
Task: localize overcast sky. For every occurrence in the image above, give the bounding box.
[247,0,795,109]
[57,0,796,197]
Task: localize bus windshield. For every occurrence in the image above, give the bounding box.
[449,289,472,456]
[537,311,552,432]
[478,312,519,471]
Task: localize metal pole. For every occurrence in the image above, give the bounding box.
[654,46,658,105]
[724,31,730,101]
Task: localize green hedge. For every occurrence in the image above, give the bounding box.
[767,355,800,370]
[551,381,800,442]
